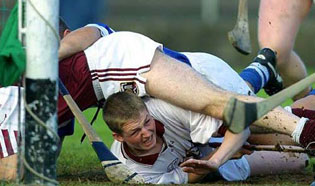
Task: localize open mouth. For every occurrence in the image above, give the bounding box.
[143,135,153,145]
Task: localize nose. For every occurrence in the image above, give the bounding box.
[141,127,151,138]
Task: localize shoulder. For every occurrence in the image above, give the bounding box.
[110,140,126,163]
[84,23,115,37]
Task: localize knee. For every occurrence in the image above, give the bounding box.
[291,95,315,110]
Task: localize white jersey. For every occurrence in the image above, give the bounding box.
[0,86,24,158]
[111,52,252,184]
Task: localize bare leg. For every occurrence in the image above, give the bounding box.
[258,0,312,99]
[142,50,256,120]
[253,106,299,135]
[0,154,18,181]
[248,133,297,146]
[245,151,308,176]
[143,50,302,136]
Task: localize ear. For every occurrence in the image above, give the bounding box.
[63,29,71,38]
[113,132,124,142]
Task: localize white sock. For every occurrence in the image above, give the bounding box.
[291,117,309,144]
[246,62,270,87]
[283,106,292,113]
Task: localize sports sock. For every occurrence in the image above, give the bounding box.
[309,89,315,96]
[291,117,309,144]
[240,62,270,93]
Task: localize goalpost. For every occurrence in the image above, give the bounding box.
[19,0,59,185]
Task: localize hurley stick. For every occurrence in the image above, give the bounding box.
[209,142,313,155]
[228,0,252,55]
[223,73,315,133]
[58,79,144,184]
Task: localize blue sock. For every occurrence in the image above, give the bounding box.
[309,89,315,96]
[240,63,270,93]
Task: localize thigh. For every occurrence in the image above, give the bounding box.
[248,133,297,146]
[258,0,312,52]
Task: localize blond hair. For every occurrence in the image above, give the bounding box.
[103,92,146,134]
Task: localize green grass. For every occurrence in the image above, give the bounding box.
[57,67,315,185]
[57,109,113,184]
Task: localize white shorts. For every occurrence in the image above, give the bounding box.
[183,52,254,96]
[218,156,251,181]
[84,31,163,100]
[0,86,24,158]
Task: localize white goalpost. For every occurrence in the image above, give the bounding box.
[19,0,59,185]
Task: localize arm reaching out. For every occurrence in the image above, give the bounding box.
[180,128,250,183]
[59,26,101,60]
[209,128,250,165]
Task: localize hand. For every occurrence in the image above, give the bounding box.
[179,159,219,175]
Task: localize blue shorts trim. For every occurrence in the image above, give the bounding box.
[58,119,75,138]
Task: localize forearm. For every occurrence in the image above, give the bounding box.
[210,128,250,167]
[58,27,101,60]
[182,129,250,183]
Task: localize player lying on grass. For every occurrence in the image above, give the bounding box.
[101,47,315,184]
[58,19,311,128]
[104,91,314,184]
[1,19,314,180]
[102,54,314,183]
[65,23,315,151]
[57,20,315,137]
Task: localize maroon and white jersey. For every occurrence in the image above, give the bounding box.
[84,31,163,101]
[110,50,253,184]
[0,86,23,158]
[111,98,250,183]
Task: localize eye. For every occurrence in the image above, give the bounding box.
[144,118,151,126]
[130,129,140,136]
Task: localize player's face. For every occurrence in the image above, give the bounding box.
[120,109,157,154]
